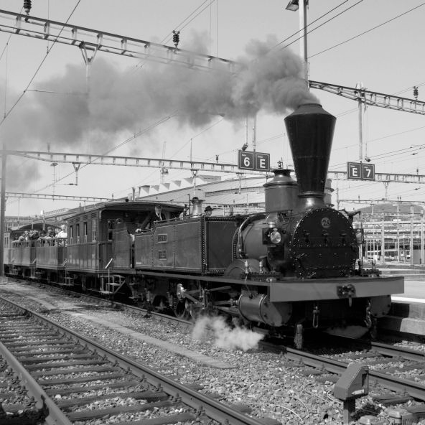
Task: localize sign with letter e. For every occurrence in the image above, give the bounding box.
[255,152,270,171]
[347,162,361,180]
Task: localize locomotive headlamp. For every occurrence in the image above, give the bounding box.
[270,229,282,244]
[262,225,283,245]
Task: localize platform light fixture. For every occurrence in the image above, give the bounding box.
[285,0,299,11]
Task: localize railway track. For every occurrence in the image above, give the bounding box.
[289,340,425,399]
[3,278,425,424]
[5,275,190,328]
[323,338,425,402]
[0,297,274,425]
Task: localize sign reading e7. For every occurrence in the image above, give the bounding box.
[347,162,375,181]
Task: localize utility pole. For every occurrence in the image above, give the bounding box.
[356,82,365,162]
[285,0,309,81]
[299,0,309,81]
[0,143,7,277]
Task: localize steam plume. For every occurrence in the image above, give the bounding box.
[192,316,264,351]
[0,33,318,189]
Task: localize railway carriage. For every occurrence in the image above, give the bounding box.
[10,239,36,278]
[64,201,184,296]
[4,222,61,280]
[35,237,67,283]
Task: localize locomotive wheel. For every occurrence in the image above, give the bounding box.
[174,283,199,320]
[174,300,192,320]
[174,299,199,320]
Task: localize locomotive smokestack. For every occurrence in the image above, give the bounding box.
[284,103,336,210]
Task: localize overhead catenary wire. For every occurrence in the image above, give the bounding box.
[186,1,425,173]
[0,6,22,118]
[271,0,352,51]
[310,2,425,58]
[161,0,215,46]
[0,0,226,201]
[134,0,215,71]
[1,2,422,210]
[1,40,8,118]
[0,1,82,128]
[23,113,178,199]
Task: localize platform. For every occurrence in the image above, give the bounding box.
[380,275,425,336]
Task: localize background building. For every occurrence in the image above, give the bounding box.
[352,203,425,265]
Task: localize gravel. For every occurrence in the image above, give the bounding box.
[2,282,425,424]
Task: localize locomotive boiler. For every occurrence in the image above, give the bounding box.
[236,103,358,279]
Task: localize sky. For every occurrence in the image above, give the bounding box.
[0,0,425,217]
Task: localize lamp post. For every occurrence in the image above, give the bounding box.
[0,143,7,277]
[286,0,309,81]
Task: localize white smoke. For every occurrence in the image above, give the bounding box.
[0,33,318,190]
[192,315,264,351]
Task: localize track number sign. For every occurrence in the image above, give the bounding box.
[238,150,270,172]
[347,162,375,181]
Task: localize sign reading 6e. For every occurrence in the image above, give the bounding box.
[238,150,270,172]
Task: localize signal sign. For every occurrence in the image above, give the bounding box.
[238,150,270,172]
[347,162,375,181]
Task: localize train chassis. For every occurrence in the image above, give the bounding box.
[6,266,382,349]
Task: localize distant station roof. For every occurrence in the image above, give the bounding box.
[358,203,425,216]
[135,174,268,213]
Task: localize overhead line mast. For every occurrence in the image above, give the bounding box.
[6,192,109,202]
[5,149,425,185]
[309,80,425,116]
[6,149,247,174]
[0,9,424,114]
[0,9,239,73]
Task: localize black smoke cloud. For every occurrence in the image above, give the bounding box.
[0,34,317,189]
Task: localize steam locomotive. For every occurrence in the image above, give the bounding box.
[4,103,404,348]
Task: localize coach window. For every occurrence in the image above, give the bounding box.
[83,222,88,243]
[92,218,97,242]
[76,223,80,243]
[108,220,114,241]
[69,225,74,244]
